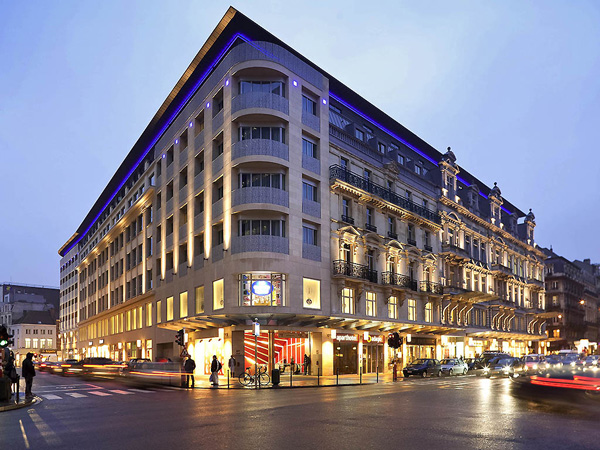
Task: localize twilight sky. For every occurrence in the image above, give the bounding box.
[1,1,599,287]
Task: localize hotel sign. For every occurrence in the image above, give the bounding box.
[365,335,384,344]
[335,333,358,342]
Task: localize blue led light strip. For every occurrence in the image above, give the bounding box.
[64,32,270,255]
[329,92,513,216]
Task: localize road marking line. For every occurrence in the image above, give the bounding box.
[28,409,62,446]
[109,390,134,395]
[65,392,88,398]
[19,419,30,449]
[88,391,111,396]
[41,394,63,400]
[128,388,155,393]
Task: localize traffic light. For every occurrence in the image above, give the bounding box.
[387,332,402,349]
[0,325,13,347]
[175,329,185,346]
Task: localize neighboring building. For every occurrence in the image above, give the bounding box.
[58,7,547,375]
[543,249,600,352]
[0,283,59,327]
[8,310,57,365]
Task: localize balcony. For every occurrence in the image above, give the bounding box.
[302,112,320,132]
[302,244,321,262]
[329,165,440,224]
[194,212,204,231]
[194,173,204,191]
[232,92,289,116]
[527,278,544,289]
[231,235,289,255]
[420,281,444,295]
[213,153,223,173]
[232,187,289,208]
[424,244,433,252]
[381,272,418,291]
[194,130,205,149]
[490,263,513,277]
[212,199,223,217]
[365,223,377,233]
[231,139,289,161]
[213,109,224,131]
[179,148,188,169]
[341,215,354,225]
[441,242,470,260]
[333,260,378,283]
[302,199,321,218]
[302,153,320,175]
[407,238,417,246]
[329,125,383,162]
[387,231,398,240]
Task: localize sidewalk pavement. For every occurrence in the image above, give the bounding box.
[0,378,41,411]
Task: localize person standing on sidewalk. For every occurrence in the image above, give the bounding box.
[184,357,196,388]
[228,355,236,378]
[210,355,222,386]
[303,354,311,375]
[22,352,36,399]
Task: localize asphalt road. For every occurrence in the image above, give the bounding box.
[2,371,600,449]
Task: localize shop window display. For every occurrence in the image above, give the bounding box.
[240,273,285,306]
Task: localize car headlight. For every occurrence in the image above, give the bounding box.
[570,362,576,367]
[483,367,490,372]
[532,364,538,370]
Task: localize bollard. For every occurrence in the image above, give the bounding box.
[376,364,379,384]
[317,367,320,386]
[336,367,339,385]
[227,369,230,389]
[290,366,293,387]
[360,367,362,384]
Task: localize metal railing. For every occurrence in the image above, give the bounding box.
[329,165,441,224]
[381,272,418,291]
[333,260,377,283]
[387,231,398,239]
[420,281,444,295]
[365,223,377,232]
[341,215,354,225]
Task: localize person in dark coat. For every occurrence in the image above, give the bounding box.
[210,355,221,386]
[184,357,196,388]
[22,352,36,399]
[303,354,311,375]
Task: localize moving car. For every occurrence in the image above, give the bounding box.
[583,355,600,368]
[440,358,468,376]
[403,359,442,378]
[522,354,545,373]
[54,359,80,376]
[80,357,125,379]
[483,357,522,378]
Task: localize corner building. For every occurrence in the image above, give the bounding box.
[58,7,547,375]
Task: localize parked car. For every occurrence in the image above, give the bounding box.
[403,359,442,378]
[440,358,468,376]
[483,357,522,378]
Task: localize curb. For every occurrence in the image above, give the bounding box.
[0,396,42,412]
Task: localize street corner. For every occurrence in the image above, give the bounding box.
[0,395,42,412]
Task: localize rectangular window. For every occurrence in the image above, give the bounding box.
[425,302,433,323]
[408,299,416,321]
[378,142,386,153]
[195,286,205,314]
[388,296,398,320]
[366,291,376,317]
[303,226,318,246]
[355,129,364,141]
[179,292,188,318]
[213,279,224,310]
[239,273,285,306]
[302,95,317,115]
[341,287,354,314]
[302,138,317,158]
[302,181,318,202]
[303,278,320,309]
[146,303,152,327]
[166,296,174,321]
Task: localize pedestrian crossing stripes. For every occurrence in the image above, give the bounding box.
[40,388,169,400]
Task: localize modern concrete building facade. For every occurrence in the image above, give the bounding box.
[58,8,548,375]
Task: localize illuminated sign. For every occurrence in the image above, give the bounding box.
[335,334,358,342]
[251,280,273,296]
[99,339,104,345]
[365,335,384,344]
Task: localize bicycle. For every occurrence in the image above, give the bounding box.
[239,365,270,387]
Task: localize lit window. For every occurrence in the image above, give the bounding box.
[366,291,376,317]
[303,278,320,309]
[25,338,31,348]
[425,302,433,323]
[388,296,398,319]
[341,288,354,314]
[146,303,153,327]
[156,300,162,323]
[166,296,174,321]
[239,273,285,306]
[213,279,224,310]
[408,299,416,321]
[195,286,205,314]
[179,291,188,318]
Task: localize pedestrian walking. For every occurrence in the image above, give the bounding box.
[22,352,36,399]
[303,353,311,375]
[228,355,236,378]
[184,356,196,388]
[210,355,222,386]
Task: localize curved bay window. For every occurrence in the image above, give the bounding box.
[239,273,286,306]
[240,126,286,144]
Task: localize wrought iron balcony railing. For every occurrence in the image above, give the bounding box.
[407,238,417,246]
[333,260,378,283]
[365,223,377,233]
[420,281,444,295]
[329,165,441,224]
[341,215,354,225]
[381,272,418,291]
[387,231,398,239]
